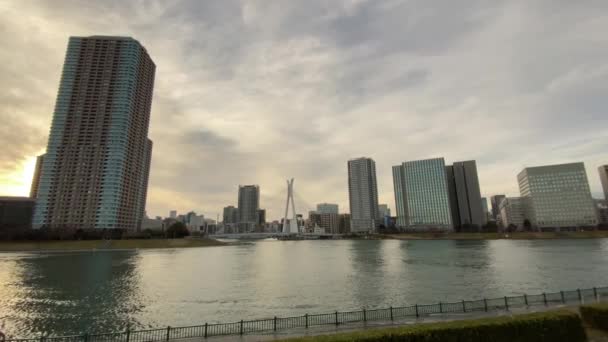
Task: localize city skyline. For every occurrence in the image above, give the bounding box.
[1,1,608,220]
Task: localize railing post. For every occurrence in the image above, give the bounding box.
[335,311,339,326]
[166,326,171,341]
[126,328,130,342]
[273,316,277,331]
[439,302,443,314]
[578,289,582,303]
[239,320,243,335]
[204,323,208,338]
[524,294,528,306]
[560,291,565,304]
[415,304,419,318]
[305,314,308,328]
[543,293,547,306]
[504,296,509,310]
[40,333,44,342]
[363,308,367,322]
[390,306,394,321]
[483,298,488,312]
[462,300,466,313]
[594,287,598,302]
[83,333,88,342]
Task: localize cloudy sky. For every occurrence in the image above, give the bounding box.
[1,0,607,220]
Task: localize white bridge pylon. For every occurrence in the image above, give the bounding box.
[282,178,299,234]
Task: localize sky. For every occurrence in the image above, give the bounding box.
[1,0,607,220]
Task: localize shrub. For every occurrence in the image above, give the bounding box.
[581,302,608,331]
[281,310,586,342]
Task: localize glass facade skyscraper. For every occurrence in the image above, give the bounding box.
[32,36,155,230]
[393,158,453,230]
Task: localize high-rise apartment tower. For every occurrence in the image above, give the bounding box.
[32,36,155,230]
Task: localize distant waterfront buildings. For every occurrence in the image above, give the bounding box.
[238,185,260,232]
[169,210,177,219]
[257,209,266,225]
[518,163,597,229]
[339,213,351,234]
[347,157,380,233]
[32,36,155,231]
[599,165,608,201]
[595,200,608,225]
[490,195,506,220]
[393,158,453,230]
[481,197,490,224]
[499,197,527,229]
[378,204,391,218]
[316,203,339,214]
[445,160,484,230]
[30,154,45,199]
[310,212,340,234]
[222,206,238,224]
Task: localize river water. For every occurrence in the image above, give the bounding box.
[1,239,607,337]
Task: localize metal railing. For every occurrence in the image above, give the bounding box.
[6,286,607,342]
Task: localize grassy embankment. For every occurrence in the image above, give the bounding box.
[382,230,608,240]
[281,308,608,342]
[0,238,226,252]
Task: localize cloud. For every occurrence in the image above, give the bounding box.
[1,0,607,219]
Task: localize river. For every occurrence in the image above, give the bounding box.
[1,239,607,337]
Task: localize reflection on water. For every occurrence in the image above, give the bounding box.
[0,251,141,336]
[1,239,608,337]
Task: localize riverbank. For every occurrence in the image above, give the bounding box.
[380,230,608,240]
[0,238,227,252]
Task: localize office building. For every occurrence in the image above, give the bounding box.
[498,197,527,230]
[238,185,260,231]
[490,195,506,220]
[347,157,380,232]
[32,36,155,231]
[30,154,45,198]
[339,213,351,234]
[0,197,36,230]
[257,209,266,225]
[169,210,177,219]
[599,165,608,201]
[393,158,453,230]
[595,200,608,225]
[316,203,339,214]
[446,160,485,230]
[481,197,489,224]
[309,212,340,234]
[518,163,597,229]
[378,204,391,218]
[222,206,238,224]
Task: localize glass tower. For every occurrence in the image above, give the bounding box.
[393,158,453,230]
[32,36,155,230]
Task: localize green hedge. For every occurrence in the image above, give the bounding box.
[581,303,608,331]
[282,310,586,342]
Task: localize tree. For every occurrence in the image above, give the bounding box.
[167,222,190,238]
[523,219,532,231]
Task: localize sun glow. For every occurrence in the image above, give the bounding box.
[0,156,38,197]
